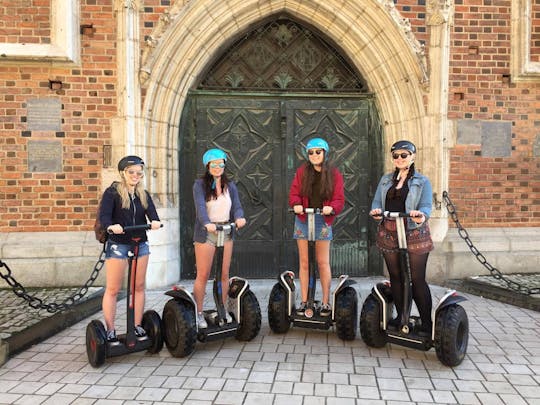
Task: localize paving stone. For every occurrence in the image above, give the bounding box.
[0,281,539,404]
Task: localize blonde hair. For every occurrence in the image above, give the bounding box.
[115,172,149,209]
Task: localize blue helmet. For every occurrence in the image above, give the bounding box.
[202,148,227,166]
[305,138,329,154]
[391,140,416,154]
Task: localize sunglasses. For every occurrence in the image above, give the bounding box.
[308,149,324,156]
[125,169,144,177]
[392,152,411,160]
[209,162,225,169]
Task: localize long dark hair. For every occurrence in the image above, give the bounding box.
[387,163,416,199]
[202,170,230,201]
[300,160,335,201]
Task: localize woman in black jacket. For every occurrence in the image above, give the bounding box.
[98,155,161,342]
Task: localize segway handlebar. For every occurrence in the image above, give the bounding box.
[382,211,423,218]
[215,223,236,232]
[109,223,163,234]
[288,207,335,215]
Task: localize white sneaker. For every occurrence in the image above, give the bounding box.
[225,312,233,323]
[197,312,208,329]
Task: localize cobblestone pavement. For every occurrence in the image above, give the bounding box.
[1,278,539,405]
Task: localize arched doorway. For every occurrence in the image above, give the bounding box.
[179,16,384,278]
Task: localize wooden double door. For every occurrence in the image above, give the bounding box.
[179,92,383,279]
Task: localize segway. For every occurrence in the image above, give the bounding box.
[360,211,469,367]
[162,223,261,357]
[86,224,164,368]
[268,208,358,340]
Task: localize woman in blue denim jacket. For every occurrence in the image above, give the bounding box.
[369,140,434,335]
[192,148,246,329]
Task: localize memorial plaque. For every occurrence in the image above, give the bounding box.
[27,98,62,131]
[457,119,482,144]
[28,140,63,172]
[481,121,512,157]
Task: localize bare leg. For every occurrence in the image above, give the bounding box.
[315,240,331,305]
[193,242,215,312]
[102,258,126,331]
[296,239,309,302]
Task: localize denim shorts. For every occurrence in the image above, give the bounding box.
[200,228,233,247]
[105,241,150,259]
[293,215,333,241]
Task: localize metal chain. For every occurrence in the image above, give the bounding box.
[442,191,540,295]
[0,247,106,313]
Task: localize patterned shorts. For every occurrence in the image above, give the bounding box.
[293,215,333,241]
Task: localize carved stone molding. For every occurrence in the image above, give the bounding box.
[426,0,454,26]
[380,0,429,85]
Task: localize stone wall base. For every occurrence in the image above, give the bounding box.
[1,226,538,288]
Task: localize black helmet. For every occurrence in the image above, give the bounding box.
[118,155,144,171]
[390,140,416,154]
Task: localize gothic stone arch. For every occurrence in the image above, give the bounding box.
[138,0,451,283]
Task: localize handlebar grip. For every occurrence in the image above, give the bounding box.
[119,223,163,233]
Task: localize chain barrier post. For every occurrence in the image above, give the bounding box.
[442,191,540,295]
[0,247,106,313]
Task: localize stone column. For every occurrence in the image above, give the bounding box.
[425,0,454,241]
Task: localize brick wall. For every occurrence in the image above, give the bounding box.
[0,0,117,233]
[0,0,51,44]
[447,0,540,226]
[0,0,539,232]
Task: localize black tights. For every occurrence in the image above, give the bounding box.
[383,251,432,326]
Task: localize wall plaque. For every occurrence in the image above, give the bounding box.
[26,98,62,131]
[28,140,63,172]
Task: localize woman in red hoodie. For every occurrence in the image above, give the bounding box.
[288,138,344,316]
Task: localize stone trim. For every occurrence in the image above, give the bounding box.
[511,0,540,82]
[0,0,80,64]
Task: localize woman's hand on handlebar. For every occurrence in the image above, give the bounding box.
[409,210,425,224]
[293,205,303,214]
[322,206,333,216]
[107,224,124,234]
[369,208,382,219]
[150,220,162,230]
[205,223,217,233]
[235,218,246,229]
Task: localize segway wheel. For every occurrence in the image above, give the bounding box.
[359,294,387,348]
[142,309,164,354]
[162,299,197,358]
[86,320,107,368]
[236,290,262,341]
[334,286,358,341]
[434,304,469,367]
[267,283,291,334]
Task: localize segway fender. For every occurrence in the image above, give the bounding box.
[227,276,250,322]
[331,275,357,318]
[435,290,467,313]
[165,286,197,310]
[372,281,393,329]
[278,270,296,317]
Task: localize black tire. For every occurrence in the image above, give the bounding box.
[359,294,387,348]
[334,286,358,341]
[142,310,164,354]
[236,290,262,341]
[434,304,469,367]
[86,320,107,368]
[162,299,197,358]
[267,283,291,334]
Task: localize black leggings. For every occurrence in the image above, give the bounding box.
[383,251,432,326]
